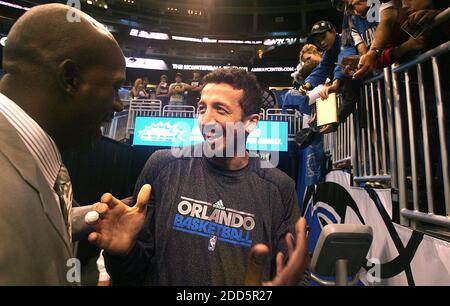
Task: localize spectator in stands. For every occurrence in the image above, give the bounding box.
[353,0,401,79]
[131,78,148,99]
[131,78,141,98]
[185,70,203,107]
[404,0,450,39]
[299,44,323,64]
[406,0,450,46]
[350,0,379,58]
[89,68,309,286]
[299,21,356,97]
[168,72,188,105]
[373,0,450,69]
[299,21,359,134]
[156,74,170,107]
[315,0,378,134]
[291,44,323,89]
[136,83,149,100]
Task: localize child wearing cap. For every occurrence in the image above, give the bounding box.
[300,21,357,97]
[299,21,359,133]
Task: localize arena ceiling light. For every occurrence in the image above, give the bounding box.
[128,32,263,45]
[172,36,202,43]
[0,1,30,10]
[129,29,170,40]
[202,37,217,43]
[125,57,169,70]
[85,0,108,9]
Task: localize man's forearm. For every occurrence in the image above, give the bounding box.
[331,79,341,90]
[392,41,414,61]
[357,43,368,55]
[371,7,398,49]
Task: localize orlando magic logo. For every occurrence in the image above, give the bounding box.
[208,233,217,252]
[303,179,426,286]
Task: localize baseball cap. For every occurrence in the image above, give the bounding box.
[307,21,334,44]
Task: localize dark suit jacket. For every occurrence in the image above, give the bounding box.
[0,113,74,285]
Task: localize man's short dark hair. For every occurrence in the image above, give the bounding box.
[202,68,262,117]
[176,72,183,77]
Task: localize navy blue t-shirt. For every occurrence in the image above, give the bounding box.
[104,145,300,285]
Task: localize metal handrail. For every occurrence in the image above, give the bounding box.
[363,72,385,84]
[392,41,450,73]
[327,40,450,226]
[162,105,196,118]
[401,209,450,229]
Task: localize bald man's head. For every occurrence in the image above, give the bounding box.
[1,4,126,151]
[4,3,121,77]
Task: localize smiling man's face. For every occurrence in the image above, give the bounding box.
[197,83,249,156]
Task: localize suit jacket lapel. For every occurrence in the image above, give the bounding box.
[0,113,72,254]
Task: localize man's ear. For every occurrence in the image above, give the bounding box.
[245,114,260,134]
[58,59,80,95]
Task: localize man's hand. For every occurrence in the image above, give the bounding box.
[244,217,309,286]
[408,9,440,29]
[342,65,356,77]
[87,184,151,256]
[318,80,340,100]
[299,83,312,95]
[353,50,376,80]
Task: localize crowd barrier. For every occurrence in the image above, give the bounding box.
[327,41,450,229]
[105,100,305,142]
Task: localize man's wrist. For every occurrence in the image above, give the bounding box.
[369,47,382,58]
